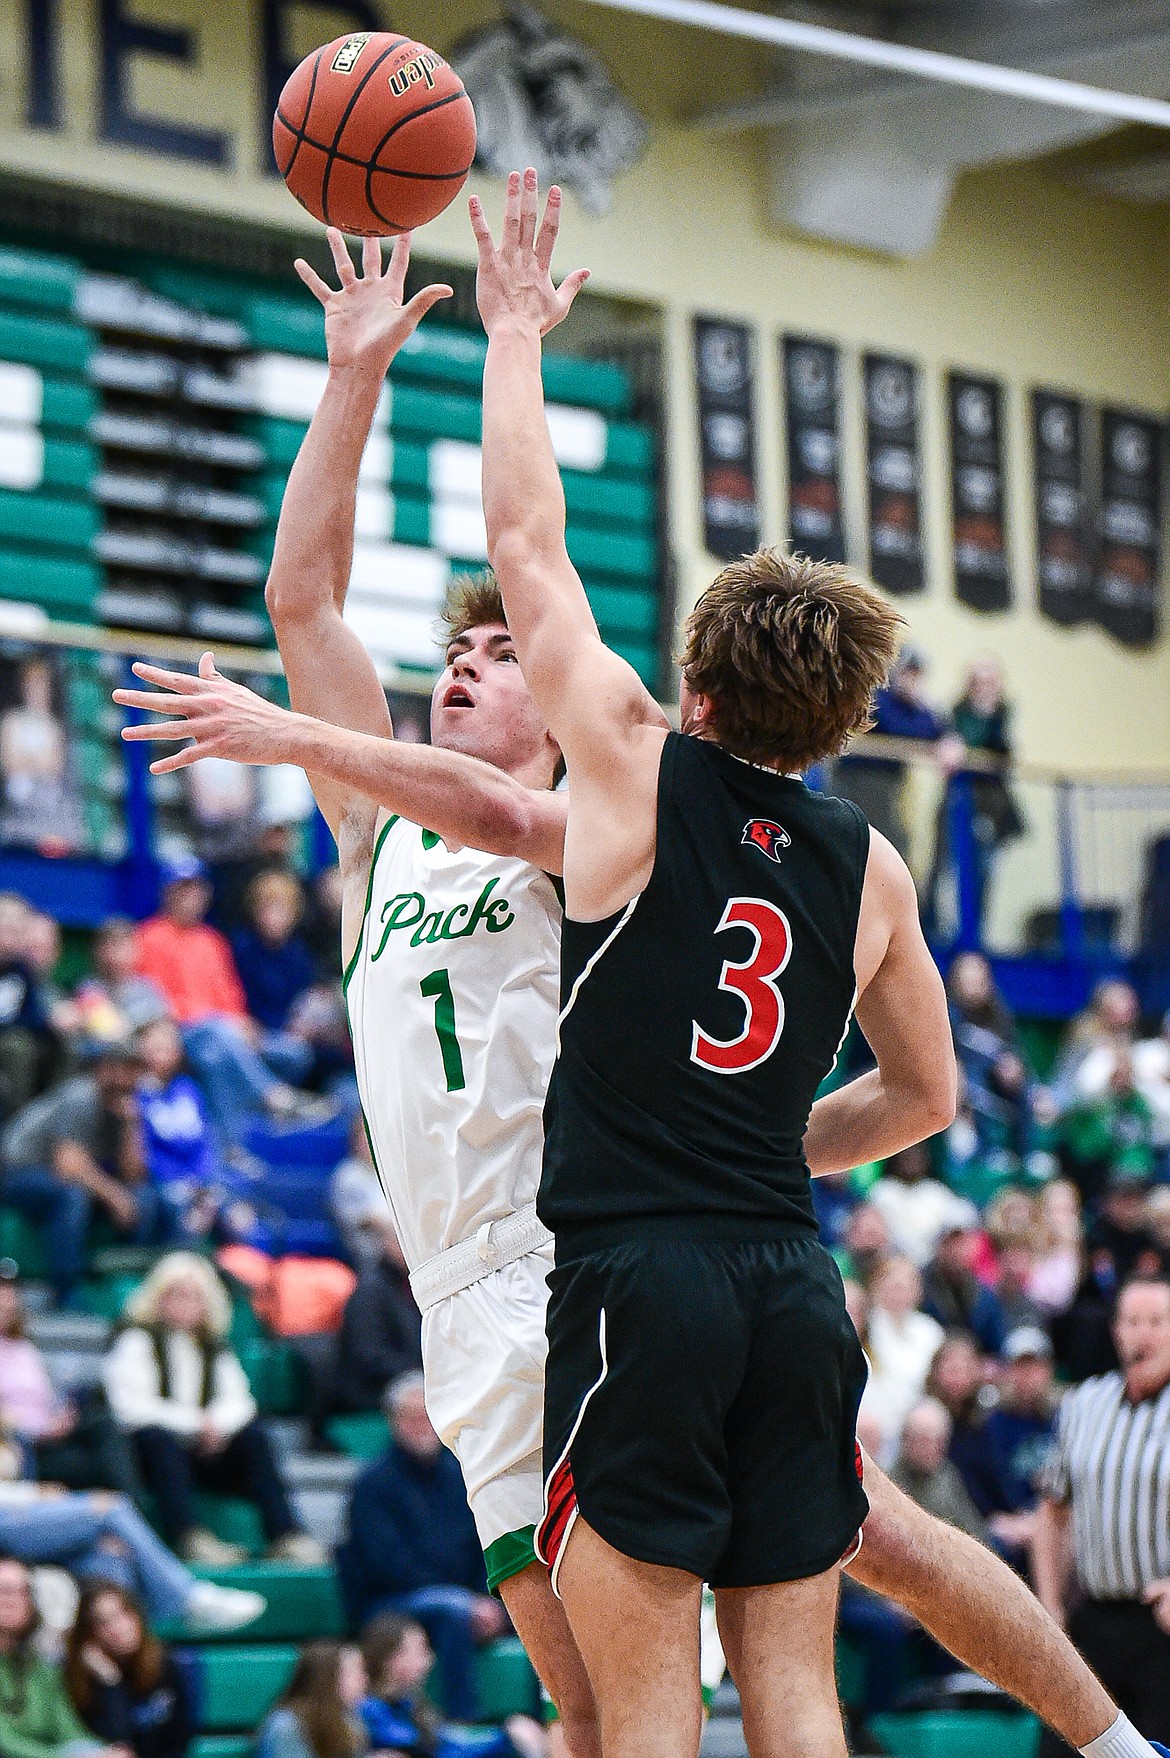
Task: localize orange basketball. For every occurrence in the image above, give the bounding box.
[273,31,477,236]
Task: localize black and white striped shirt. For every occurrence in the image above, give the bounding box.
[1044,1371,1170,1599]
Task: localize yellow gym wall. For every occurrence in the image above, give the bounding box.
[2,0,1169,770]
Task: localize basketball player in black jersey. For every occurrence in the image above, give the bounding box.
[121,212,1161,1758]
[471,169,957,1758]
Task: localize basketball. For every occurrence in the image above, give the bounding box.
[273,31,477,236]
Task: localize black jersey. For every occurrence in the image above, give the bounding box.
[539,731,870,1244]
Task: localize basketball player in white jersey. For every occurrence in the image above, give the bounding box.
[117,227,1158,1758]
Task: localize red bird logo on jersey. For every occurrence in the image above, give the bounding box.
[742,818,791,864]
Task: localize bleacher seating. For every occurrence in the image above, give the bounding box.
[0,235,664,690]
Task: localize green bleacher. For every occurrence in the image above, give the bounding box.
[0,234,666,687]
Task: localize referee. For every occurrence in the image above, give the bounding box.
[1034,1275,1170,1758]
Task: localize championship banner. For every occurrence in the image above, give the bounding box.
[949,373,1011,612]
[694,318,761,561]
[1033,390,1093,627]
[863,354,925,595]
[1096,409,1165,648]
[782,337,846,564]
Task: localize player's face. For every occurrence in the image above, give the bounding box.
[431,622,559,781]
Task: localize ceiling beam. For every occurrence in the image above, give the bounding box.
[573,0,1170,129]
[688,18,1170,134]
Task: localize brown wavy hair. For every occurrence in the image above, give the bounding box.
[360,1616,442,1753]
[680,548,904,771]
[279,1643,364,1758]
[441,571,505,644]
[64,1582,163,1715]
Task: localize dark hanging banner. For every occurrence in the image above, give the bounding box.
[863,353,925,595]
[693,317,760,561]
[782,336,845,564]
[1033,390,1093,628]
[949,373,1011,612]
[1096,410,1164,648]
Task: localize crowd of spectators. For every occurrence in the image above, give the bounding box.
[819,960,1170,1744]
[0,860,351,1301]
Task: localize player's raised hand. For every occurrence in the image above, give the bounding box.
[294,228,452,374]
[113,652,298,773]
[470,168,589,339]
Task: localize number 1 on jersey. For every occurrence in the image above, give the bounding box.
[691,897,792,1074]
[421,968,467,1093]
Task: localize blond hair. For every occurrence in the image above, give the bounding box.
[123,1251,232,1340]
[681,548,904,771]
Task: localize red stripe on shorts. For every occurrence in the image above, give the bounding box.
[538,1455,578,1574]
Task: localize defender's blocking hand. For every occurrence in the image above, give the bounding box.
[114,652,299,773]
[469,168,590,339]
[294,227,452,374]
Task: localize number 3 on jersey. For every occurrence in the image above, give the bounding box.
[691,897,792,1074]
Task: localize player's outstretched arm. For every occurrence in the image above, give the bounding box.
[266,228,452,837]
[803,832,957,1175]
[114,655,568,874]
[467,171,664,777]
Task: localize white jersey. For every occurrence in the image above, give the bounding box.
[344,811,562,1271]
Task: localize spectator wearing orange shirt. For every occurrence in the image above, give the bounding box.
[135,858,312,1150]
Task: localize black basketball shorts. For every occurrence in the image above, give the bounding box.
[536,1230,869,1593]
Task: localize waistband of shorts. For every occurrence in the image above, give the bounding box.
[549,1211,818,1259]
[409,1204,554,1312]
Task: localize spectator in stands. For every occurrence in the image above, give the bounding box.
[0,1554,117,1758]
[74,919,168,1041]
[304,867,344,982]
[921,1214,1008,1355]
[946,953,1035,1168]
[336,1373,507,1722]
[836,1202,890,1285]
[1034,1276,1170,1753]
[1058,1055,1156,1211]
[1146,1187,1170,1273]
[1029,1180,1084,1317]
[1050,980,1140,1112]
[863,1255,945,1458]
[255,1642,369,1758]
[0,891,60,1121]
[2,1038,164,1302]
[868,1144,970,1268]
[889,1398,989,1544]
[0,1272,141,1503]
[958,1326,1059,1575]
[0,1483,263,1632]
[229,872,316,1071]
[925,1330,990,1493]
[64,1582,191,1758]
[133,857,317,1149]
[24,912,78,1041]
[329,1120,385,1271]
[359,1614,545,1758]
[833,648,956,857]
[926,658,1022,940]
[332,1221,422,1419]
[1088,1170,1161,1289]
[102,1252,323,1568]
[133,1019,222,1243]
[1068,1015,1170,1182]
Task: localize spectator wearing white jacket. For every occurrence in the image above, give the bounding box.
[863,1254,946,1460]
[103,1252,323,1567]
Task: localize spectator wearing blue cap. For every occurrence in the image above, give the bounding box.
[134,859,315,1148]
[0,1038,174,1301]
